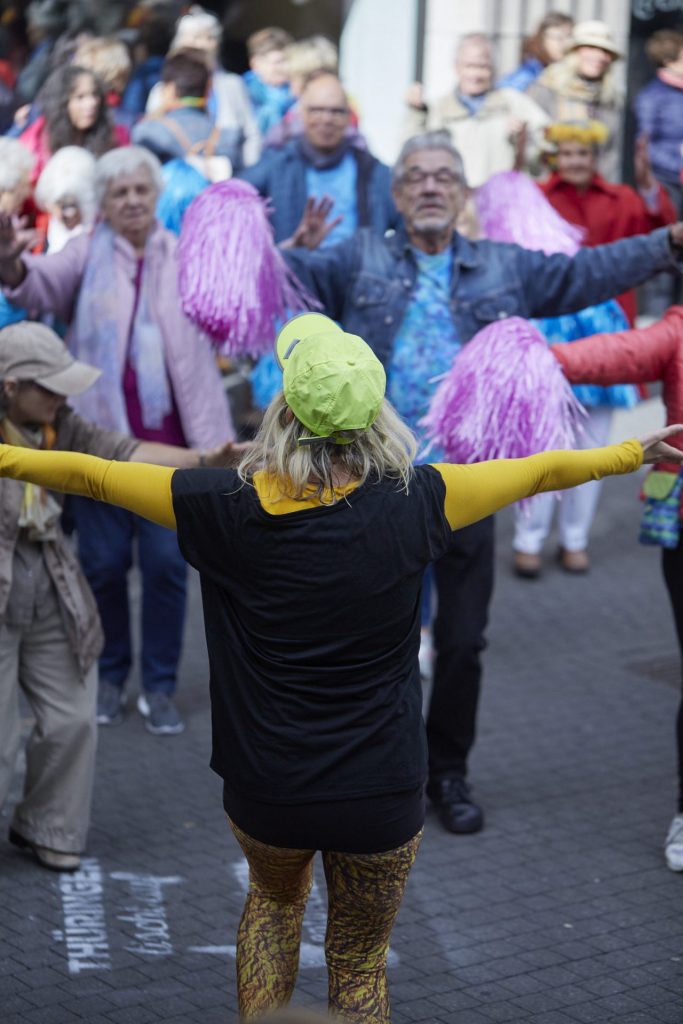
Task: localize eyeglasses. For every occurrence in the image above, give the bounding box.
[304,105,349,119]
[400,168,462,187]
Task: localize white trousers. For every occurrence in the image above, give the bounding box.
[513,406,614,555]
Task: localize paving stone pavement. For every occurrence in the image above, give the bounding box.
[2,416,683,1024]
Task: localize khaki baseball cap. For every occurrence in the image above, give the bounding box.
[0,322,101,396]
[275,313,386,443]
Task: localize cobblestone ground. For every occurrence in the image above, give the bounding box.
[2,422,683,1024]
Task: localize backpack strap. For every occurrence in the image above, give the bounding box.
[190,125,221,157]
[157,115,194,154]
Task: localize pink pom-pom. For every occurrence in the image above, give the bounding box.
[475,171,584,255]
[421,317,585,466]
[178,179,317,356]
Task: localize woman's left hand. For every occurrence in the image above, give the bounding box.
[202,441,256,468]
[639,424,683,464]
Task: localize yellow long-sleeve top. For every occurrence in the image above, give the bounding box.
[0,438,643,806]
[0,439,643,530]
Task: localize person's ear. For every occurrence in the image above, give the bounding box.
[3,376,18,399]
[161,80,177,106]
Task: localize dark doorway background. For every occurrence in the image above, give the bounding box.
[624,1,683,182]
[205,0,345,74]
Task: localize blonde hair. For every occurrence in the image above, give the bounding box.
[74,37,132,94]
[285,35,338,80]
[238,393,417,503]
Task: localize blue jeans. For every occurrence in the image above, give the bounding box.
[72,499,187,695]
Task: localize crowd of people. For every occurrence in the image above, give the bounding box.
[1,4,683,1023]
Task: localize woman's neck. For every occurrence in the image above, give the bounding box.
[308,467,358,489]
[120,226,153,256]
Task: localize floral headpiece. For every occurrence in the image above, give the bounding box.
[544,120,610,148]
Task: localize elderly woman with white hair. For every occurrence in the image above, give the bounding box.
[0,145,234,736]
[146,6,261,168]
[34,146,98,253]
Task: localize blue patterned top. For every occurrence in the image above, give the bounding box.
[387,248,460,461]
[533,299,638,409]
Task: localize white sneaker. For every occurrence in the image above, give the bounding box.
[418,629,433,682]
[664,814,683,871]
[137,693,185,735]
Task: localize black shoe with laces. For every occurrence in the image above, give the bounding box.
[427,775,484,834]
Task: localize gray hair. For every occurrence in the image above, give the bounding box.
[393,132,467,187]
[94,146,164,207]
[0,139,35,191]
[456,32,493,61]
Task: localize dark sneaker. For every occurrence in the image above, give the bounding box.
[96,680,125,726]
[427,776,484,834]
[137,693,185,735]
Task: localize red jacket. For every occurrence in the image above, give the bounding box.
[539,173,677,325]
[552,305,683,471]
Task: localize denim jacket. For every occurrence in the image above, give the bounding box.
[285,225,681,367]
[240,140,400,243]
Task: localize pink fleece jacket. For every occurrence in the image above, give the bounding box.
[5,222,233,448]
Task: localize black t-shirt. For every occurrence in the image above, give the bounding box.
[172,465,452,804]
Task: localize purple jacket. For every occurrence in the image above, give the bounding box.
[6,224,233,448]
[634,76,683,188]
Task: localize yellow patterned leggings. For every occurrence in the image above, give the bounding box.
[228,819,422,1023]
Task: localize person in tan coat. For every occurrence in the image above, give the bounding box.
[0,322,236,873]
[402,33,549,188]
[528,20,624,181]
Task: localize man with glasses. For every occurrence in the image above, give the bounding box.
[283,130,683,836]
[240,71,398,246]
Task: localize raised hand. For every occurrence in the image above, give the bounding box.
[284,196,343,251]
[405,82,425,109]
[512,121,528,171]
[639,424,683,464]
[669,222,683,252]
[0,212,38,267]
[634,135,656,192]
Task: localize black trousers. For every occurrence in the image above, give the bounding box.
[426,515,495,781]
[661,540,683,812]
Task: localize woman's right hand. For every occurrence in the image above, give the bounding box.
[640,424,683,464]
[0,213,38,265]
[281,196,342,251]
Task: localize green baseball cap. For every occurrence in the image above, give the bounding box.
[275,313,386,443]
